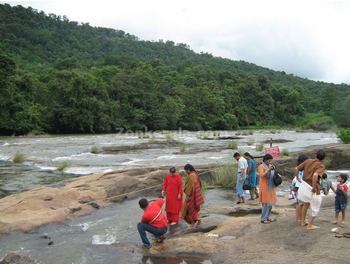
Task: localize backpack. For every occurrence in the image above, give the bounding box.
[273,170,282,187]
[243,177,251,190]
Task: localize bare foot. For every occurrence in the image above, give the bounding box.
[341,221,346,225]
[307,225,320,230]
[332,220,338,224]
[192,220,201,228]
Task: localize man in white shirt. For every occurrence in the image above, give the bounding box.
[234,152,248,204]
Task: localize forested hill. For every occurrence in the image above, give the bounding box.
[0,4,349,135]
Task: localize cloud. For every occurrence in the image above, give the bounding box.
[2,0,350,83]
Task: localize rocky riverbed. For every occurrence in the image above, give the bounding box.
[0,143,349,263]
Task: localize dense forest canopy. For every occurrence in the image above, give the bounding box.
[0,4,349,135]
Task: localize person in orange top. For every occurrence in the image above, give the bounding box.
[162,167,183,225]
[137,198,168,249]
[258,153,277,224]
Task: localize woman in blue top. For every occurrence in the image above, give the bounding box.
[244,152,259,200]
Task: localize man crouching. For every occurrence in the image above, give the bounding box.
[137,198,168,249]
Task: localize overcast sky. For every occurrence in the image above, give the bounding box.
[2,0,350,84]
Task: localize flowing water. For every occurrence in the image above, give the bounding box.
[0,130,339,196]
[0,179,349,263]
[0,189,232,264]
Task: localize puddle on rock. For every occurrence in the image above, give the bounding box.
[141,255,212,264]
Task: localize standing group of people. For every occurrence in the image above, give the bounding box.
[291,150,349,229]
[233,151,277,223]
[233,152,259,204]
[137,149,349,248]
[137,164,203,249]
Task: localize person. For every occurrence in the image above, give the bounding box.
[182,164,204,228]
[291,154,308,224]
[137,198,168,249]
[162,167,183,225]
[332,173,349,225]
[295,149,326,230]
[233,152,248,204]
[258,153,277,224]
[320,173,333,195]
[244,152,258,200]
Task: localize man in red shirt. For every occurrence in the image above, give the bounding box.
[137,198,168,248]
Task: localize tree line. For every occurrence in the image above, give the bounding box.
[0,4,349,135]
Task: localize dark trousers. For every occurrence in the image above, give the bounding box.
[137,222,167,246]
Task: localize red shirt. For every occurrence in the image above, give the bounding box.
[337,183,348,192]
[141,198,168,228]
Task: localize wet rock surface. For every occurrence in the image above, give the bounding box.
[0,253,43,264]
[0,144,349,263]
[0,165,219,234]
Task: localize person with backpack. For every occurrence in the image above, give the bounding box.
[258,153,277,224]
[294,149,326,230]
[244,152,259,200]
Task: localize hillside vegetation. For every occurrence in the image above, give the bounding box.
[0,4,349,135]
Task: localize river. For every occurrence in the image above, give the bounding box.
[0,130,339,196]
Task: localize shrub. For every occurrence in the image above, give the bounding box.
[211,163,237,188]
[178,142,187,153]
[228,140,238,149]
[201,180,208,196]
[56,161,70,172]
[148,135,157,144]
[256,144,264,152]
[165,132,173,141]
[247,138,255,146]
[337,128,350,144]
[13,152,25,163]
[90,145,99,154]
[301,113,335,131]
[282,148,290,156]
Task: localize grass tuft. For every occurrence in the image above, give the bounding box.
[247,138,255,146]
[90,145,99,154]
[13,152,25,163]
[228,140,238,149]
[337,128,350,144]
[165,132,173,142]
[210,163,237,188]
[56,161,71,172]
[256,143,264,152]
[178,142,187,153]
[282,148,290,156]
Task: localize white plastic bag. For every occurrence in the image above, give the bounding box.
[310,194,322,217]
[298,180,312,203]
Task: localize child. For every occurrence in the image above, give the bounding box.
[292,154,308,224]
[332,173,349,225]
[320,173,333,195]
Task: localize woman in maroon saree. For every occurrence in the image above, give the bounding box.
[182,164,204,227]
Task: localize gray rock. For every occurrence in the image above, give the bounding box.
[0,253,43,264]
[228,207,261,217]
[89,202,100,209]
[68,206,82,213]
[219,236,236,240]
